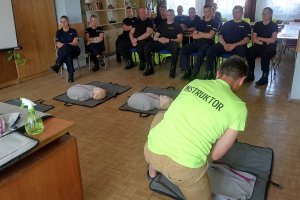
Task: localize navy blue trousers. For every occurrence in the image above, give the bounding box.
[56,44,80,75]
[144,41,179,68]
[87,43,105,66]
[247,44,276,74]
[205,43,247,72]
[180,39,213,74]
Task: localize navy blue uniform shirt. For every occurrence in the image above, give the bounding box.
[185,15,201,28]
[156,22,183,39]
[85,26,104,45]
[56,28,78,43]
[175,15,188,24]
[122,17,138,37]
[85,26,104,38]
[219,20,251,44]
[133,18,154,38]
[253,21,278,39]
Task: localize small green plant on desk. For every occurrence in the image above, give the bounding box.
[7,50,28,83]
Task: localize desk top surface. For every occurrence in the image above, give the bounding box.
[0,117,74,185]
[30,117,74,150]
[278,22,300,40]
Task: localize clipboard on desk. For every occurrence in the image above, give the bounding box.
[0,102,53,172]
[0,131,39,172]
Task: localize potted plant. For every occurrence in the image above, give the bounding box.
[7,50,28,83]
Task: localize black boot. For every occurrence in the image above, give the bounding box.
[203,71,214,80]
[98,56,105,66]
[189,73,198,81]
[169,66,176,78]
[49,64,61,74]
[124,60,134,70]
[138,61,145,71]
[255,72,268,86]
[143,64,154,76]
[245,71,255,82]
[180,70,191,80]
[68,73,74,83]
[92,64,99,72]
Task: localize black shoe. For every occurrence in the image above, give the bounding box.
[169,66,176,78]
[245,73,255,82]
[189,73,198,81]
[255,74,268,86]
[203,71,214,80]
[138,65,145,71]
[68,74,74,83]
[98,57,105,66]
[124,60,134,70]
[143,67,154,76]
[180,70,191,80]
[49,64,60,74]
[92,65,99,72]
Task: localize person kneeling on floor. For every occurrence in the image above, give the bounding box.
[144,56,248,200]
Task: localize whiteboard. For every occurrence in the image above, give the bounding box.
[0,0,18,50]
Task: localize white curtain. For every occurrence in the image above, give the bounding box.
[166,0,197,15]
[214,0,246,20]
[255,0,300,22]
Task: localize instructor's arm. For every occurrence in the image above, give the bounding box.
[211,128,238,161]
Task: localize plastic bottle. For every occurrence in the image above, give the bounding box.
[20,98,44,135]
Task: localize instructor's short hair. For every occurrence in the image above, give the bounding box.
[233,5,244,13]
[219,56,248,79]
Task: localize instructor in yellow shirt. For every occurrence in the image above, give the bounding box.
[144,56,248,200]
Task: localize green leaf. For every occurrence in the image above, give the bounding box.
[7,55,14,62]
[15,53,21,59]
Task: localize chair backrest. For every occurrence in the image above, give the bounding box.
[242,18,250,23]
[77,37,86,55]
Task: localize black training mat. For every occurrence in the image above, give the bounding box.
[119,86,181,116]
[148,142,274,200]
[4,99,54,113]
[53,81,131,107]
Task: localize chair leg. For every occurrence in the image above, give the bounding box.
[88,55,91,71]
[60,65,63,77]
[76,58,81,76]
[104,55,107,70]
[159,53,162,67]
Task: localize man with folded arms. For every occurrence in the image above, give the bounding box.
[144,9,183,78]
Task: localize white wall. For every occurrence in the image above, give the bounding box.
[0,0,18,50]
[55,0,82,23]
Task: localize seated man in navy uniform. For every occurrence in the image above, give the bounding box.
[212,2,222,29]
[50,15,80,83]
[115,7,138,63]
[85,14,105,71]
[184,7,201,31]
[205,5,251,79]
[182,7,201,45]
[144,9,183,78]
[154,5,167,29]
[128,7,154,70]
[180,4,218,81]
[246,7,278,85]
[175,5,188,30]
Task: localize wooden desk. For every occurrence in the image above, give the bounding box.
[0,118,84,200]
[278,22,300,40]
[290,31,300,100]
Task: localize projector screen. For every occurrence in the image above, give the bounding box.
[0,0,18,51]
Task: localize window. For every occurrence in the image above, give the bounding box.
[214,0,246,21]
[166,0,196,15]
[255,0,300,21]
